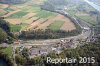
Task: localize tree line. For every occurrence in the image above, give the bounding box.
[19,29,81,40]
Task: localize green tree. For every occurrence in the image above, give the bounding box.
[15,55,26,65]
[0,18,10,33]
[0,28,7,43]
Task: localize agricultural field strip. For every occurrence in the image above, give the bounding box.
[0,4,9,9]
[0,9,7,13]
[60,16,76,31]
[35,16,57,29]
[26,18,48,30]
[4,18,21,24]
[21,17,39,30]
[9,6,19,10]
[48,21,65,30]
[0,9,7,16]
[2,10,21,17]
[22,12,36,20]
[13,5,28,9]
[36,14,76,31]
[8,11,28,18]
[10,24,21,32]
[4,13,36,24]
[23,17,39,24]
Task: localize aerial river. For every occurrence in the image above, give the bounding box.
[84,0,100,12]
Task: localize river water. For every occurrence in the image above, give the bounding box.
[0,59,9,66]
[84,0,100,12]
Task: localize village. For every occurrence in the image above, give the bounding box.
[14,38,80,58]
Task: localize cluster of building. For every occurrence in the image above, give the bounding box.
[16,38,79,58]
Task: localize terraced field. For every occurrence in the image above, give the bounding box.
[0,1,76,32]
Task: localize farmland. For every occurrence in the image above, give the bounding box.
[35,10,57,18]
[66,3,98,25]
[10,24,21,32]
[0,0,76,32]
[48,21,65,31]
[8,11,28,18]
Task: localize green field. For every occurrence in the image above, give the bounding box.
[0,47,13,57]
[4,8,14,12]
[76,15,97,25]
[28,6,41,12]
[10,24,21,32]
[9,11,28,18]
[48,21,65,31]
[0,13,5,16]
[18,6,56,18]
[35,10,57,18]
[0,10,6,16]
